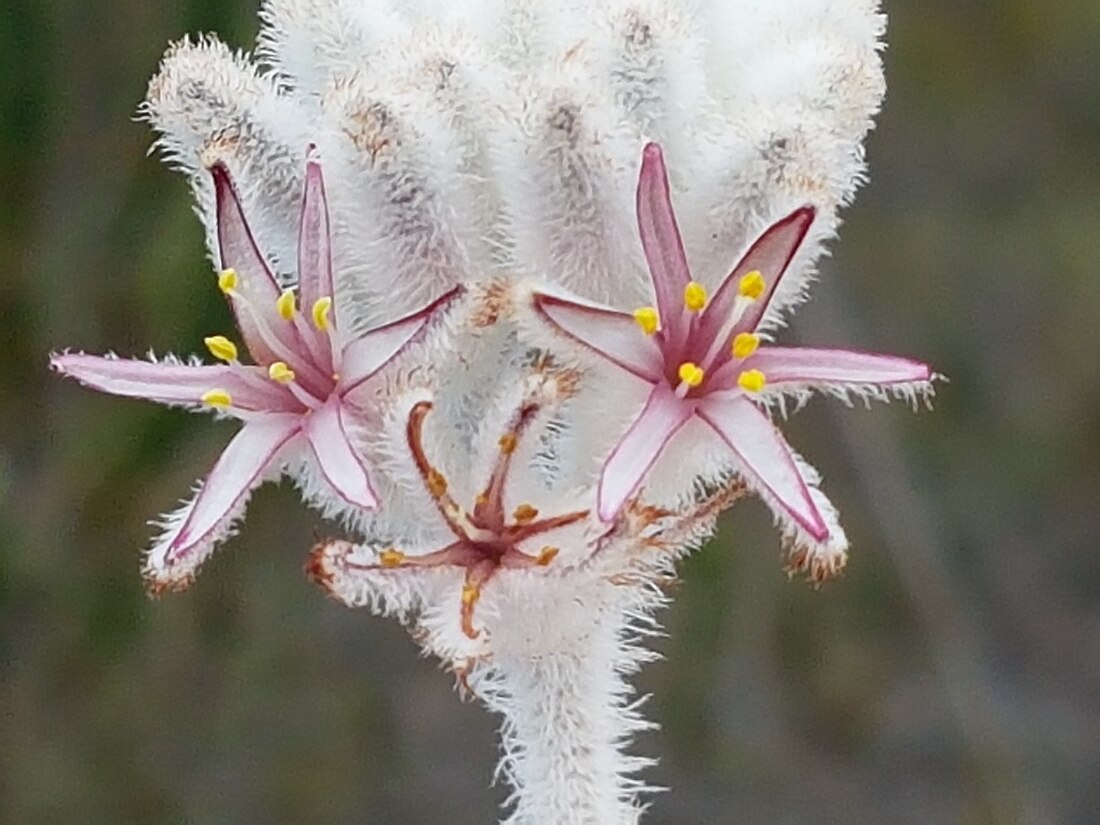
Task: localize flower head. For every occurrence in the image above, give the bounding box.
[310,377,590,643]
[52,158,456,591]
[534,143,935,576]
[63,0,928,817]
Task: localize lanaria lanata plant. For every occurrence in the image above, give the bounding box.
[51,0,937,821]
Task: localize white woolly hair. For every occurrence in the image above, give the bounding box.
[145,0,885,324]
[141,36,309,278]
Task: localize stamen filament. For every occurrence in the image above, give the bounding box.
[699,293,757,372]
[284,380,323,409]
[267,361,323,409]
[223,285,329,389]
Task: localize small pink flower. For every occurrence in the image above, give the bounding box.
[534,143,934,555]
[52,158,456,591]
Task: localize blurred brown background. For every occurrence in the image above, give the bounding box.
[2,1,1098,822]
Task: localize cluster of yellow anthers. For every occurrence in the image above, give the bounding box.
[631,269,768,396]
[198,267,336,410]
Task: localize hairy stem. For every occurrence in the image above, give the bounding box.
[475,582,654,824]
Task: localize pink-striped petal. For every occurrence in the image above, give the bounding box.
[746,346,933,387]
[637,143,693,347]
[711,346,933,391]
[696,394,827,540]
[338,287,459,395]
[534,291,666,383]
[50,352,298,413]
[166,415,302,564]
[701,207,815,346]
[212,163,301,365]
[293,159,340,374]
[297,159,335,317]
[302,396,378,509]
[598,383,693,521]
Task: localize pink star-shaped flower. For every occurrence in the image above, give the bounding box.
[534,143,933,550]
[52,158,457,591]
[310,396,590,641]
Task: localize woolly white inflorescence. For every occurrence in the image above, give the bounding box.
[124,2,912,822]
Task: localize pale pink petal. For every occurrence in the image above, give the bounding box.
[534,291,666,383]
[293,159,340,372]
[598,384,693,521]
[338,287,459,395]
[297,160,335,314]
[303,396,378,509]
[747,346,933,386]
[696,394,828,540]
[212,163,303,365]
[701,207,815,346]
[637,143,693,347]
[711,346,933,391]
[50,352,298,413]
[164,415,302,567]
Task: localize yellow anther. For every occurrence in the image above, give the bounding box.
[276,289,296,320]
[427,469,448,498]
[678,361,705,388]
[732,332,760,360]
[461,582,481,606]
[739,270,765,300]
[633,306,659,335]
[536,546,560,566]
[684,281,708,312]
[499,433,518,455]
[311,296,333,330]
[738,369,767,393]
[513,504,539,524]
[268,361,296,384]
[218,268,238,293]
[201,389,232,409]
[378,549,405,568]
[204,335,238,363]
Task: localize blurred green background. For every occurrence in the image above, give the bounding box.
[2,1,1098,822]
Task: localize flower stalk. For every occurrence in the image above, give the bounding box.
[484,598,653,825]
